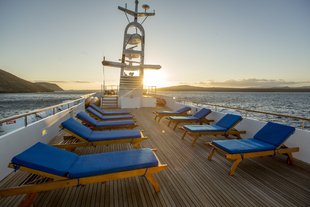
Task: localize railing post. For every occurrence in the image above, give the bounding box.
[301,120,305,129]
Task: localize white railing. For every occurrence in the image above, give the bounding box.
[177,99,310,129]
[0,93,95,134]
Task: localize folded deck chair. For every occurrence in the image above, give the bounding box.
[90,104,130,115]
[167,108,213,130]
[153,106,191,123]
[208,122,299,175]
[0,142,167,201]
[87,107,134,120]
[76,111,137,130]
[55,118,146,150]
[181,114,246,145]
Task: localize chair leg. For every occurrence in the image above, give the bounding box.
[158,116,163,123]
[19,192,37,207]
[173,122,180,130]
[145,173,160,192]
[191,136,199,146]
[286,152,294,165]
[208,148,216,160]
[229,159,242,176]
[132,142,142,149]
[181,131,187,139]
[168,120,172,127]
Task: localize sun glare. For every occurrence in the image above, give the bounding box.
[143,70,168,88]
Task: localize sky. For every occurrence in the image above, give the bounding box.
[0,0,310,90]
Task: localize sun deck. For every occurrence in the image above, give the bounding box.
[0,107,309,206]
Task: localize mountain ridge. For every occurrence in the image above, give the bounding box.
[0,69,63,93]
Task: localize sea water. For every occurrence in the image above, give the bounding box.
[0,91,309,129]
[158,91,310,129]
[0,92,84,119]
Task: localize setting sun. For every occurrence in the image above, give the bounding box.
[143,70,168,88]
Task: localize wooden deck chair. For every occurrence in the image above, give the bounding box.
[181,114,246,145]
[153,106,191,123]
[76,111,137,130]
[167,108,214,130]
[0,142,167,205]
[208,122,299,175]
[90,103,130,115]
[87,107,134,121]
[54,118,146,150]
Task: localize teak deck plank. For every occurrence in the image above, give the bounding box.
[0,107,310,207]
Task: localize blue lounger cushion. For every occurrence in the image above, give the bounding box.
[158,106,191,114]
[68,148,158,178]
[183,114,242,132]
[183,124,226,132]
[90,104,129,115]
[61,118,141,141]
[212,122,296,154]
[77,111,135,127]
[193,108,211,119]
[253,122,295,147]
[12,142,78,177]
[169,108,210,120]
[215,114,242,130]
[88,130,141,142]
[87,107,134,120]
[12,142,158,179]
[212,139,276,154]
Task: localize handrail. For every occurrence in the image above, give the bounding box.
[174,99,309,129]
[191,102,310,122]
[0,93,95,125]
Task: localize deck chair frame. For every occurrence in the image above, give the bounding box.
[207,142,299,176]
[0,150,167,198]
[181,120,246,145]
[167,117,214,131]
[54,128,147,150]
[87,109,135,121]
[153,111,190,123]
[80,119,138,130]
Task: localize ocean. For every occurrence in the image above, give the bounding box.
[158,91,310,129]
[0,91,309,129]
[0,92,84,119]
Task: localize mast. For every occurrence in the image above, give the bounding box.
[102,0,161,108]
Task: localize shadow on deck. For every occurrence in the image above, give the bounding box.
[0,107,310,206]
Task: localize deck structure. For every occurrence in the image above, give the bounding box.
[0,107,309,206]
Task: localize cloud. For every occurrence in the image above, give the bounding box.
[195,79,310,88]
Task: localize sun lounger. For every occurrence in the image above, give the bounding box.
[86,107,134,120]
[167,108,213,130]
[90,104,130,115]
[181,114,246,145]
[76,111,137,130]
[208,122,299,175]
[153,106,191,123]
[55,118,146,150]
[0,142,167,202]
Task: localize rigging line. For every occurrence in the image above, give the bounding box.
[141,16,148,25]
[124,12,130,23]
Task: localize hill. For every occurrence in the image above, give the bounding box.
[158,85,310,92]
[34,82,64,91]
[0,69,63,93]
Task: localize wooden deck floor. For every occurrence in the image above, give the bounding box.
[1,107,310,207]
